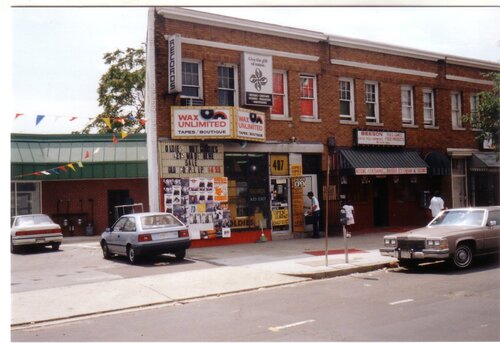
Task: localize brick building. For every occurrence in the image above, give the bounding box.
[11,134,149,236]
[145,8,499,246]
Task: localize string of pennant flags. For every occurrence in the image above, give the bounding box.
[14,112,147,143]
[14,113,147,178]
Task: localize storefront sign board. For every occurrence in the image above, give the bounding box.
[270,154,289,176]
[167,34,182,94]
[159,142,224,178]
[172,107,233,139]
[355,129,405,147]
[235,109,266,141]
[355,167,427,175]
[241,52,273,107]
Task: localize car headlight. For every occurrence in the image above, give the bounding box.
[426,239,448,249]
[384,238,396,247]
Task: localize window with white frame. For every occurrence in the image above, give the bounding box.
[271,70,288,118]
[339,78,355,121]
[470,94,480,129]
[181,60,202,99]
[218,65,238,106]
[365,81,379,123]
[451,91,463,128]
[401,86,414,125]
[300,74,318,119]
[423,88,435,126]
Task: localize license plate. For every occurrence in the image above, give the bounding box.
[400,250,411,259]
[35,238,46,243]
[153,232,177,240]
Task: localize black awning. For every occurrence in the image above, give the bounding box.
[424,151,450,176]
[339,149,428,175]
[470,152,500,172]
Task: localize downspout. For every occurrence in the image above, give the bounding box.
[145,7,160,212]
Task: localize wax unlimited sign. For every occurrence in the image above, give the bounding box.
[160,142,224,178]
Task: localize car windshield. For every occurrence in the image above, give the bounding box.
[141,214,182,229]
[429,210,485,227]
[15,215,54,227]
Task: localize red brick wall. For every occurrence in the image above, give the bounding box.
[42,179,148,236]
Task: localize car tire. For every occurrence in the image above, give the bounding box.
[52,242,61,251]
[174,249,186,260]
[451,243,473,269]
[11,240,19,254]
[101,241,111,259]
[127,246,137,264]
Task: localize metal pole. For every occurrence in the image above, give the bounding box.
[325,154,330,266]
[343,224,349,263]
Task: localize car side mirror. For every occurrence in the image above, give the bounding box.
[488,220,497,227]
[105,227,112,232]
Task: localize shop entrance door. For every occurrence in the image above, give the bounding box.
[271,177,291,233]
[373,177,389,227]
[302,174,318,233]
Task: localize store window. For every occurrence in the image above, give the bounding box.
[401,85,414,125]
[300,74,318,119]
[423,88,435,127]
[181,60,202,99]
[470,94,480,129]
[11,181,41,216]
[224,153,269,230]
[340,78,355,121]
[271,70,288,118]
[365,81,379,123]
[451,91,463,129]
[218,65,238,106]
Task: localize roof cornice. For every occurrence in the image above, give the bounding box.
[156,7,326,43]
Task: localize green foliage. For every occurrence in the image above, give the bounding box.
[81,45,146,134]
[463,72,500,157]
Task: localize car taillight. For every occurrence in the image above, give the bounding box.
[138,234,152,242]
[15,228,62,236]
[178,230,189,238]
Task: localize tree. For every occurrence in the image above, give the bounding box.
[81,45,146,134]
[463,72,500,157]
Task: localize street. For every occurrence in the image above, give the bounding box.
[11,243,500,342]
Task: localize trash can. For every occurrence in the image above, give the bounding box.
[85,223,94,236]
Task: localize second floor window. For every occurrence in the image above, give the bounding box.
[401,86,414,125]
[365,81,379,123]
[339,78,355,121]
[300,75,318,119]
[470,94,479,129]
[451,91,463,128]
[271,71,288,118]
[218,65,237,106]
[181,60,202,98]
[423,88,435,126]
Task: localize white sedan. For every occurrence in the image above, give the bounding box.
[11,214,63,253]
[100,212,191,264]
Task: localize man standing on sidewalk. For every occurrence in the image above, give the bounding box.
[307,191,321,238]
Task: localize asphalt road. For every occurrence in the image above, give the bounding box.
[12,256,500,342]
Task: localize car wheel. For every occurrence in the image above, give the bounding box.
[174,249,186,260]
[52,242,61,251]
[452,244,473,269]
[101,241,111,259]
[11,240,19,254]
[127,246,137,264]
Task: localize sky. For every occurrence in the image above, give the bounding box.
[7,5,500,135]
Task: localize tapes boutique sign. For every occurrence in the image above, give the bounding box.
[241,52,273,107]
[172,106,266,142]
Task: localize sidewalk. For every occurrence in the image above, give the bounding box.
[11,230,399,327]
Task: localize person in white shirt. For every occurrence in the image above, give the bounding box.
[429,191,445,217]
[307,191,321,238]
[342,200,355,226]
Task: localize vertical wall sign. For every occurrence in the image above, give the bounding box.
[241,52,273,107]
[235,108,266,141]
[167,34,182,94]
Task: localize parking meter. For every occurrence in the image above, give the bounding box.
[340,208,348,226]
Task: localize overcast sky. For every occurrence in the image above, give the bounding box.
[9,6,500,134]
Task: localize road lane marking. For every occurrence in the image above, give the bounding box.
[389,299,414,305]
[269,319,315,332]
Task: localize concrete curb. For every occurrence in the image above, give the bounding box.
[284,262,395,279]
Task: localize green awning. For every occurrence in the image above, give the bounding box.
[340,149,428,175]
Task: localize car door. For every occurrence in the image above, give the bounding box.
[485,210,500,252]
[107,217,127,255]
[120,217,137,252]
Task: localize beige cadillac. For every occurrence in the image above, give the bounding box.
[380,206,500,269]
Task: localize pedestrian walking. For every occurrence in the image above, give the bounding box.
[342,199,355,226]
[307,191,321,238]
[429,190,445,218]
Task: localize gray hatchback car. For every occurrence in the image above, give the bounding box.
[380,206,500,269]
[100,212,191,264]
